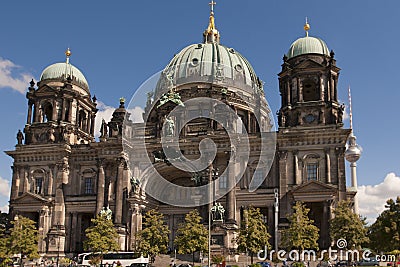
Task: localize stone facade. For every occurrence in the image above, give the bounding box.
[6,18,356,257]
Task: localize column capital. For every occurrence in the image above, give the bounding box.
[278,150,288,160]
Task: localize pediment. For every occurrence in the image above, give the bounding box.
[295,59,324,69]
[291,180,337,194]
[12,192,52,205]
[36,84,56,94]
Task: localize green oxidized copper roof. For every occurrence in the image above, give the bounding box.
[156,42,262,95]
[287,36,330,59]
[40,62,89,91]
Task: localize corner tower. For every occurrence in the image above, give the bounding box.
[24,49,98,145]
[276,20,352,249]
[278,20,344,128]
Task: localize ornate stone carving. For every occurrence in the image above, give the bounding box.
[278,150,288,160]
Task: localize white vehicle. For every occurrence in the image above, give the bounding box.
[77,252,149,267]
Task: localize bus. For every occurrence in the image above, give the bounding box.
[77,252,149,267]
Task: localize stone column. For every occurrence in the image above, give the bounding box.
[286,81,291,106]
[325,149,331,183]
[278,151,288,197]
[330,75,335,101]
[293,150,301,185]
[129,204,143,251]
[76,214,82,251]
[34,101,40,123]
[297,77,303,102]
[47,157,68,256]
[68,100,73,122]
[90,115,95,135]
[96,161,105,214]
[52,99,58,122]
[321,201,330,249]
[226,159,236,223]
[27,101,33,125]
[10,166,20,200]
[114,159,124,225]
[23,166,29,193]
[336,148,346,200]
[38,206,49,253]
[75,102,80,127]
[53,157,68,227]
[86,112,91,133]
[70,212,78,252]
[319,75,324,101]
[267,206,274,239]
[47,166,54,196]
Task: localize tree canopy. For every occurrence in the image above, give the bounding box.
[281,201,319,252]
[135,209,170,262]
[8,215,39,263]
[174,209,208,266]
[368,197,400,252]
[235,206,271,264]
[330,200,368,249]
[84,212,119,254]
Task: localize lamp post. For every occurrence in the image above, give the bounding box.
[274,188,279,252]
[56,223,61,267]
[207,162,219,267]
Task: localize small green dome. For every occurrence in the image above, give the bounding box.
[40,62,89,91]
[287,36,330,59]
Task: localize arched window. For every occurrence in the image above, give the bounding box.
[43,102,53,122]
[78,110,87,130]
[303,79,319,102]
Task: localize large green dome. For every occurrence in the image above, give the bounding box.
[40,62,89,91]
[287,36,330,59]
[158,42,262,94]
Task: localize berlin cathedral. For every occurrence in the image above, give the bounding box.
[5,2,361,258]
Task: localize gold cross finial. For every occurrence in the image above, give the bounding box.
[304,17,310,37]
[209,0,216,13]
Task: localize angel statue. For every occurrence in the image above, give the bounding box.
[130,176,140,194]
[99,206,112,220]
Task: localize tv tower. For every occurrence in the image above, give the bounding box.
[345,87,362,214]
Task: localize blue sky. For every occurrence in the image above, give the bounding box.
[0,0,399,222]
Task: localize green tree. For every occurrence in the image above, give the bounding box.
[84,212,119,260]
[9,216,39,266]
[330,200,369,249]
[368,197,400,252]
[281,202,319,253]
[174,209,208,267]
[0,223,10,265]
[136,209,170,263]
[235,206,271,264]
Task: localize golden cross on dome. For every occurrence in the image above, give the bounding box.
[209,0,216,13]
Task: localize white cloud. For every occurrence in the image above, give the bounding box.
[343,105,350,121]
[94,101,144,138]
[357,172,400,224]
[0,204,9,214]
[0,57,33,94]
[0,176,10,198]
